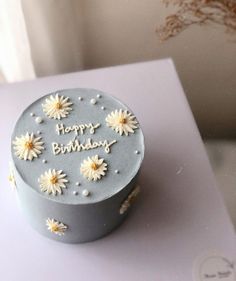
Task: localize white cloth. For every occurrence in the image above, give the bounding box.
[0,0,84,82]
[0,0,35,82]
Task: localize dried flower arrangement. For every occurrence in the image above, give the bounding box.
[157,0,236,41]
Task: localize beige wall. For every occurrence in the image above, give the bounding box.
[22,0,84,76]
[23,0,236,137]
[80,1,236,138]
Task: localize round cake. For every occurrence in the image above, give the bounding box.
[10,88,144,243]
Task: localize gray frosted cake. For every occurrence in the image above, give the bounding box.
[10,88,144,243]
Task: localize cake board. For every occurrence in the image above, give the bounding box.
[0,59,235,281]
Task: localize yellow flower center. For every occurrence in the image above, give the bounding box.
[119,117,127,124]
[55,102,62,110]
[8,175,14,182]
[50,176,58,185]
[24,141,34,150]
[51,224,59,232]
[91,162,98,170]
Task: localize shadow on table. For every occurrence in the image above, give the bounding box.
[70,146,198,265]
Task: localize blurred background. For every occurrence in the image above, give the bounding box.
[1,0,236,227]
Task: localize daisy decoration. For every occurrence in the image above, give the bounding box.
[106,109,138,136]
[42,93,73,120]
[8,162,16,189]
[46,218,67,235]
[13,132,44,161]
[80,155,107,181]
[38,169,68,195]
[119,185,140,215]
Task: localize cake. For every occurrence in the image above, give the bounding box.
[10,88,145,243]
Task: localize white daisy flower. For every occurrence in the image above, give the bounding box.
[13,132,44,161]
[119,185,140,215]
[80,155,107,181]
[42,93,73,120]
[46,218,67,235]
[106,109,138,136]
[8,162,16,189]
[38,169,68,195]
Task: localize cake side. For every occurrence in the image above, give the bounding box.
[13,160,139,243]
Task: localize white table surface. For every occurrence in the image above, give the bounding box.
[206,140,236,231]
[0,59,235,281]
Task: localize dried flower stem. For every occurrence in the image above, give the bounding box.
[157,0,236,41]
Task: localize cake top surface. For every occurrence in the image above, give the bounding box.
[11,88,144,204]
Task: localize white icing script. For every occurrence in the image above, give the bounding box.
[56,123,101,136]
[52,138,117,155]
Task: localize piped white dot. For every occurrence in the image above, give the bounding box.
[101,106,105,110]
[42,159,47,164]
[90,98,97,105]
[30,112,35,117]
[75,182,80,186]
[115,170,119,174]
[135,150,140,154]
[73,191,78,196]
[78,97,83,101]
[35,117,43,124]
[96,94,101,98]
[37,130,41,135]
[82,189,90,197]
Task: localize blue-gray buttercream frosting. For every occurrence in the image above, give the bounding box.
[11,88,144,205]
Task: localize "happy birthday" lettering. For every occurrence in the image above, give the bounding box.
[52,138,117,155]
[55,123,101,136]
